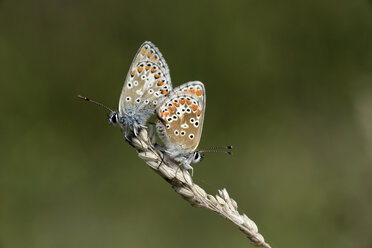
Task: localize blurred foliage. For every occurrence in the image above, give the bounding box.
[1,0,372,247]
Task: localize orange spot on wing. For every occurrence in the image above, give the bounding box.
[192,104,198,111]
[189,89,195,94]
[161,89,167,94]
[157,81,164,86]
[147,52,152,58]
[164,112,169,117]
[141,48,146,55]
[145,66,150,70]
[137,66,143,73]
[186,100,191,105]
[168,106,175,111]
[180,100,185,105]
[174,102,180,107]
[151,68,157,73]
[154,74,161,79]
[196,89,202,96]
[197,109,201,116]
[130,70,135,76]
[160,111,164,117]
[152,57,157,62]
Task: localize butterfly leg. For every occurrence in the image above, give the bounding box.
[133,127,138,137]
[182,163,194,176]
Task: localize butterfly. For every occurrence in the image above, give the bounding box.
[78,42,231,173]
[108,41,172,137]
[155,81,206,175]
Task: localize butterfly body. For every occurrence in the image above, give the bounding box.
[156,81,206,174]
[112,41,172,137]
[110,108,153,137]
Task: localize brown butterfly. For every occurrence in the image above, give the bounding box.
[156,81,206,175]
[111,41,172,137]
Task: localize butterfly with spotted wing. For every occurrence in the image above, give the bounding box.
[156,81,207,175]
[79,41,172,138]
[113,41,173,137]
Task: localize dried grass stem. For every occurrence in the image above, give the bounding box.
[130,128,271,248]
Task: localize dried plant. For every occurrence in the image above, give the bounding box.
[129,127,272,248]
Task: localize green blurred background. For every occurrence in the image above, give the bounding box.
[1,0,372,247]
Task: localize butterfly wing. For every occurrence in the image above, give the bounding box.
[131,41,170,81]
[119,42,172,116]
[171,81,205,108]
[156,81,206,153]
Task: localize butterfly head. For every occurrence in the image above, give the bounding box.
[109,112,119,125]
[192,151,204,164]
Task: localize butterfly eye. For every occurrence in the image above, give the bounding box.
[192,152,204,163]
[110,113,118,124]
[194,152,199,159]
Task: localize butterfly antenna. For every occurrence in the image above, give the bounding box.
[201,145,233,150]
[199,145,233,155]
[198,150,232,155]
[77,95,114,113]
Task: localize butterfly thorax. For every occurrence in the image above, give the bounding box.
[164,145,193,162]
[161,145,202,176]
[118,108,153,136]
